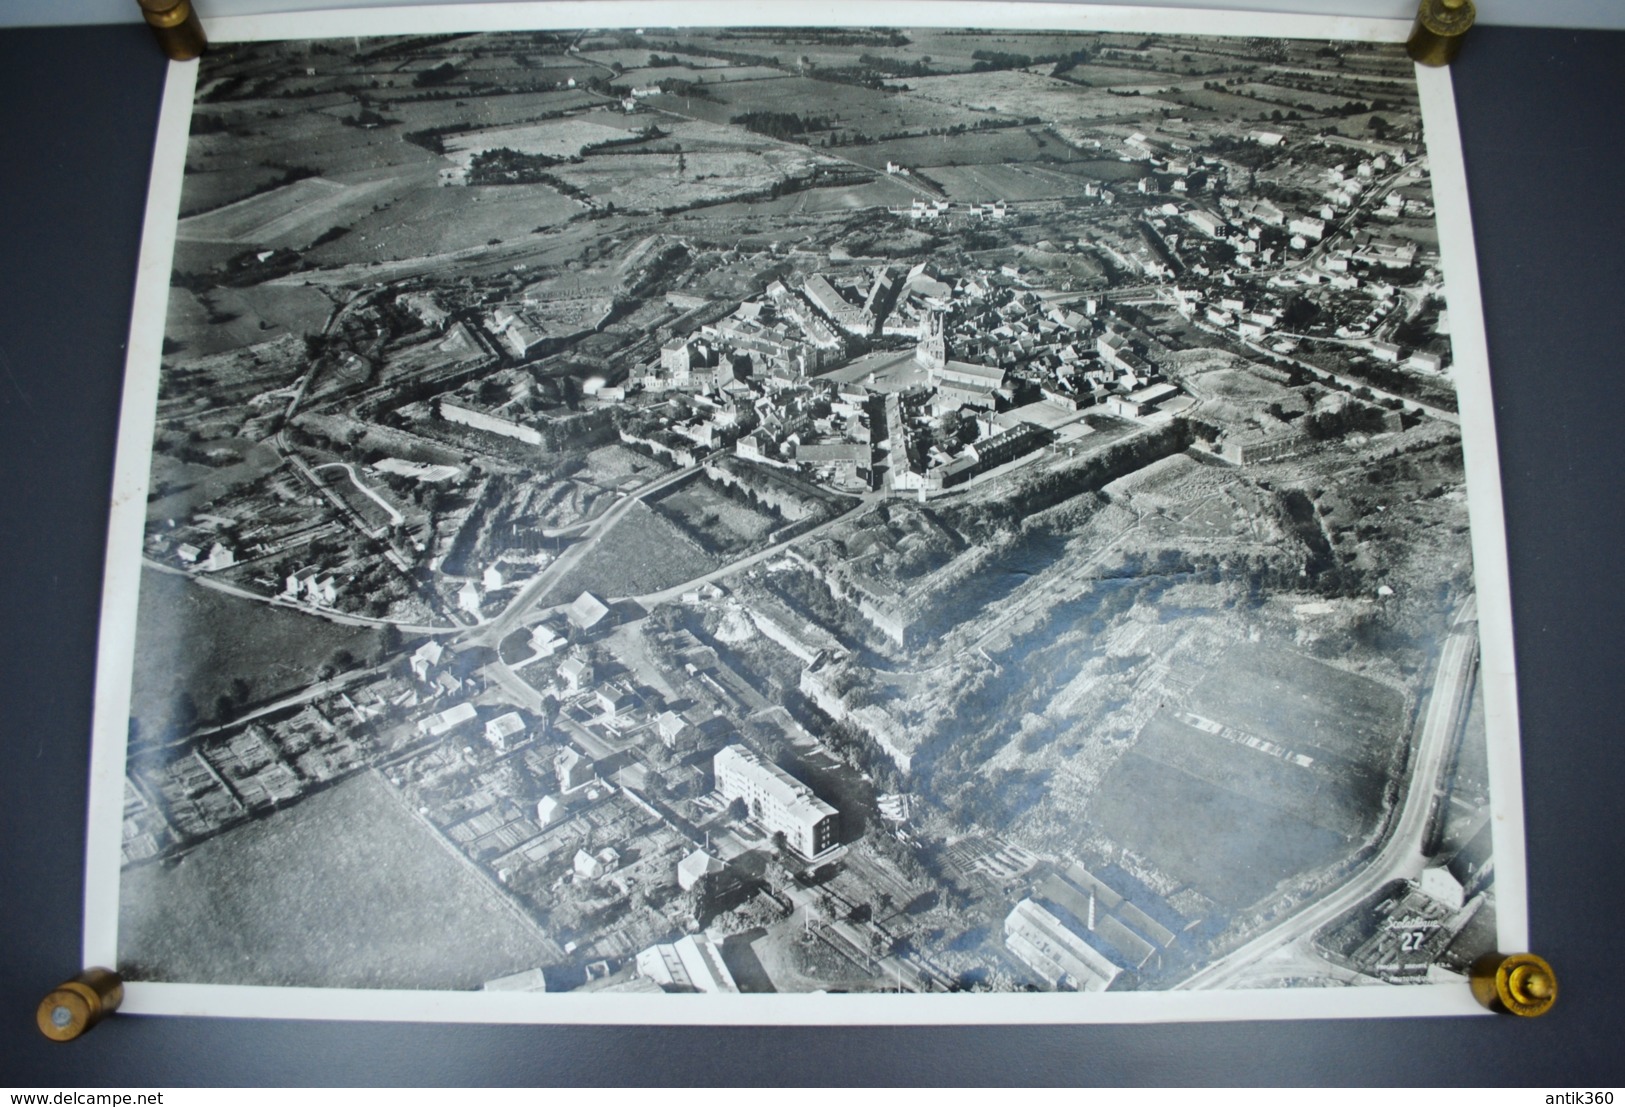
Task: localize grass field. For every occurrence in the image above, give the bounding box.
[1237,82,1364,114]
[303,183,584,265]
[657,75,1005,138]
[573,443,671,490]
[1086,635,1405,911]
[651,479,779,556]
[178,178,352,243]
[182,117,436,208]
[129,568,384,743]
[176,164,293,220]
[1188,642,1405,767]
[119,771,558,989]
[547,500,720,600]
[443,118,638,162]
[548,148,830,212]
[703,176,919,217]
[1133,709,1370,838]
[377,88,606,132]
[1089,748,1346,911]
[1161,86,1291,117]
[623,63,787,85]
[166,283,335,359]
[840,128,1055,172]
[892,70,1181,122]
[916,163,1081,202]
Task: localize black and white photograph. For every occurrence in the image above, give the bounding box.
[84,2,1527,1023]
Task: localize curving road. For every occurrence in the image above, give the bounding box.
[313,462,405,526]
[471,463,704,647]
[143,558,458,635]
[627,495,877,609]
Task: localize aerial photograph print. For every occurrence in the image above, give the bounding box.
[105,19,1508,1011]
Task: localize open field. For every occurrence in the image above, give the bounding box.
[839,128,1056,171]
[916,163,1082,203]
[303,183,584,265]
[547,500,720,600]
[376,88,607,131]
[166,284,336,359]
[443,117,640,162]
[1089,747,1346,911]
[654,75,1011,137]
[1160,86,1295,117]
[1133,710,1369,838]
[572,443,672,490]
[1188,642,1406,767]
[623,63,787,85]
[177,176,399,247]
[145,439,285,523]
[119,772,556,988]
[702,176,920,217]
[887,70,1181,122]
[652,479,780,556]
[1237,82,1368,114]
[129,568,384,743]
[548,148,835,211]
[182,117,438,206]
[176,164,296,220]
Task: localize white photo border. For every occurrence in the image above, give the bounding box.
[84,0,1527,1025]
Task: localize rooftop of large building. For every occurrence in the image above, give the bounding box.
[714,744,836,826]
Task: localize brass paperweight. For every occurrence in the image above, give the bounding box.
[36,968,125,1042]
[1407,0,1475,67]
[137,0,208,61]
[1470,952,1558,1017]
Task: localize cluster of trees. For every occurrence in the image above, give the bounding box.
[411,61,459,88]
[341,106,394,129]
[466,146,561,186]
[729,110,834,141]
[656,78,717,101]
[1300,398,1393,440]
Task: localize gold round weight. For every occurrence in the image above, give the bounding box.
[1407,0,1476,67]
[136,0,208,61]
[36,968,124,1042]
[1470,952,1557,1017]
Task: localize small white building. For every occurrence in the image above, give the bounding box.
[484,711,526,750]
[677,848,725,892]
[574,846,621,879]
[536,795,565,827]
[635,934,739,993]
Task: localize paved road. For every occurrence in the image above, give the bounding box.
[142,558,457,634]
[485,659,545,715]
[1175,596,1480,990]
[471,463,703,646]
[313,462,404,525]
[168,665,387,749]
[627,495,877,608]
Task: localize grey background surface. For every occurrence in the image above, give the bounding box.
[0,20,1620,1087]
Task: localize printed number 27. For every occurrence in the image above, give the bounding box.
[1400,930,1427,952]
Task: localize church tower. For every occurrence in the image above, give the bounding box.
[915,311,947,373]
